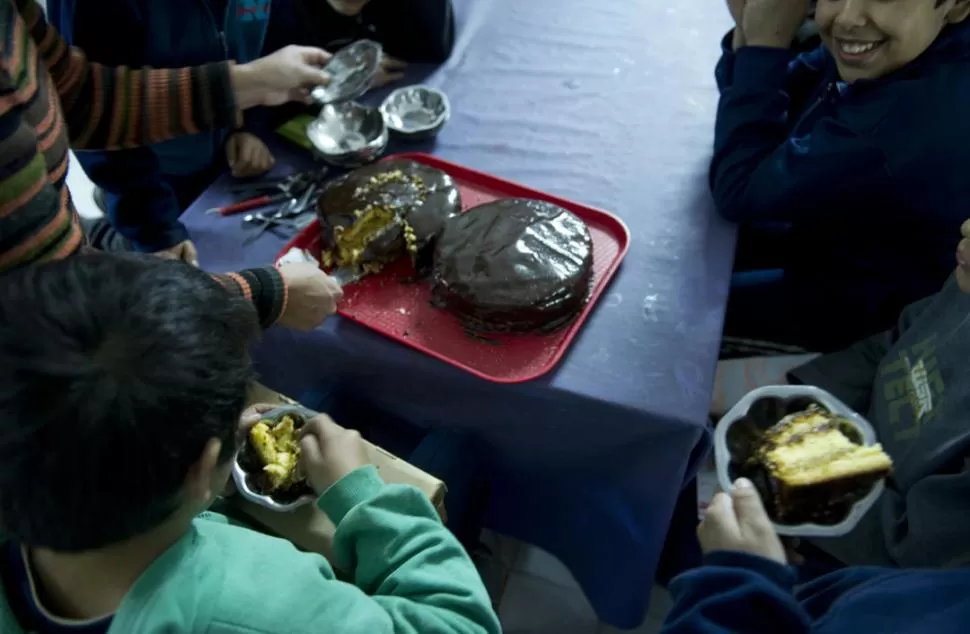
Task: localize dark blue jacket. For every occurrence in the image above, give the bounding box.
[50,0,271,251]
[661,552,970,633]
[263,0,454,61]
[713,23,970,342]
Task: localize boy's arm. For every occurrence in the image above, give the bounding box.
[59,0,188,253]
[787,290,941,412]
[17,0,240,151]
[710,44,890,223]
[321,466,500,634]
[661,552,811,634]
[880,461,970,568]
[213,268,287,329]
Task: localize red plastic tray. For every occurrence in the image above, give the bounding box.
[276,153,630,383]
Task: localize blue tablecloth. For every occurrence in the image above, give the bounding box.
[183,0,735,627]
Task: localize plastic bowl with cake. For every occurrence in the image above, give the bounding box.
[233,406,316,512]
[713,386,893,537]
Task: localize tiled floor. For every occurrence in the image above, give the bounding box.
[480,530,672,634]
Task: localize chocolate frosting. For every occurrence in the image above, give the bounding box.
[317,159,461,273]
[432,198,594,333]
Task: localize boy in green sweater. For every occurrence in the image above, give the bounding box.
[0,253,500,634]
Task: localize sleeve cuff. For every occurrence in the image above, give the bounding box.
[732,46,794,92]
[235,266,287,328]
[317,465,385,525]
[704,551,797,589]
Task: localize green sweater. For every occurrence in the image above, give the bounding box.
[0,466,501,634]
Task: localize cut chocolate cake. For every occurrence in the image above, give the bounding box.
[431,198,594,333]
[317,159,461,277]
[755,405,893,525]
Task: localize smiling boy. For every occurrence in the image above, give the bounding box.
[715,0,970,352]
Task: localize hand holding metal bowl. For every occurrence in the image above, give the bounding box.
[311,40,383,105]
[233,405,316,512]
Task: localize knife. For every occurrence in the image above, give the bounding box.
[329,267,364,287]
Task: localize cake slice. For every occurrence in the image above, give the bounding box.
[756,405,893,524]
[248,415,302,493]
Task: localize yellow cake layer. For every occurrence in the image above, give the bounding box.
[759,406,893,488]
[331,204,396,268]
[249,415,301,492]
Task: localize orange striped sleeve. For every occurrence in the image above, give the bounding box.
[18,0,240,151]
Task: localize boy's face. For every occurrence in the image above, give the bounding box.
[816,0,970,82]
[327,0,371,16]
[956,220,970,293]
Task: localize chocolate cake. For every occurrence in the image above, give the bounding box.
[752,406,893,525]
[431,198,594,333]
[317,159,461,277]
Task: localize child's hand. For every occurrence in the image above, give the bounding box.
[742,0,811,49]
[299,414,371,494]
[237,404,277,444]
[697,478,787,565]
[226,132,276,179]
[373,55,407,89]
[276,261,343,331]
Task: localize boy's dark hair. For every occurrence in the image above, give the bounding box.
[0,254,259,551]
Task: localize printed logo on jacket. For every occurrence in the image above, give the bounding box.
[238,0,270,21]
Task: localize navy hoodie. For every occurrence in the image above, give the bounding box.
[712,23,970,348]
[661,552,970,633]
[49,0,271,251]
[263,0,455,62]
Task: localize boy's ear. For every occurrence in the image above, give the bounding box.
[184,438,224,505]
[947,0,970,24]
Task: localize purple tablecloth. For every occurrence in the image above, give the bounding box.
[184,0,734,627]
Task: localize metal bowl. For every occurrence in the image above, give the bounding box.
[306,102,389,168]
[232,405,316,512]
[380,86,450,139]
[311,40,382,105]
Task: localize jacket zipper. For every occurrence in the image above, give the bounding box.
[794,81,839,134]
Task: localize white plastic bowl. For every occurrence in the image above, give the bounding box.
[713,385,885,537]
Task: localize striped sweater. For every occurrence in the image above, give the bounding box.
[0,0,285,327]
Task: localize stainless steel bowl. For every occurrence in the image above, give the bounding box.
[232,405,316,512]
[306,102,389,168]
[380,85,451,139]
[311,40,382,105]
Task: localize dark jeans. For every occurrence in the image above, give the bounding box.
[83,163,223,253]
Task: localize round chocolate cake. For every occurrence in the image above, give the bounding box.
[317,159,461,276]
[432,198,594,333]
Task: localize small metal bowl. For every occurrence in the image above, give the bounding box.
[311,40,382,105]
[306,102,389,168]
[380,86,451,139]
[232,405,316,512]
